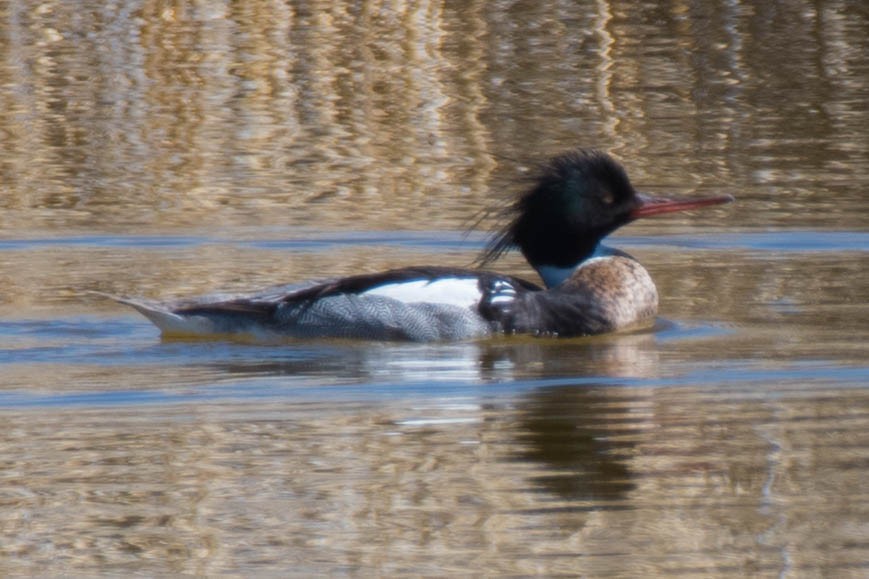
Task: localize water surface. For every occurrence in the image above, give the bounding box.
[1,1,867,576]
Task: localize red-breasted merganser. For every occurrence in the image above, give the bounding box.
[111,149,732,341]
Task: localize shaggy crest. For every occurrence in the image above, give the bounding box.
[478,149,634,267]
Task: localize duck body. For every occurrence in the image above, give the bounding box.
[113,149,730,342]
[119,254,657,342]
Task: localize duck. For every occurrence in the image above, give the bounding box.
[109,149,732,342]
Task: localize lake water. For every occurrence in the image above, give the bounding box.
[1,1,868,576]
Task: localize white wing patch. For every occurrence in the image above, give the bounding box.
[362,278,482,309]
[488,280,518,304]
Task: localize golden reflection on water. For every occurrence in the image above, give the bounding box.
[1,0,866,235]
[0,0,506,233]
[2,386,868,576]
[1,0,868,576]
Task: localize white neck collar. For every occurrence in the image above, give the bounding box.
[534,245,619,288]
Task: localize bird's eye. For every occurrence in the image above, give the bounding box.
[600,191,615,205]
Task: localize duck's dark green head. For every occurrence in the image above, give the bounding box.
[481,149,733,278]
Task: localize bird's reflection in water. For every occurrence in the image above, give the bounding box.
[511,384,642,503]
[492,330,661,503]
[477,325,661,381]
[157,327,660,506]
[182,320,663,387]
